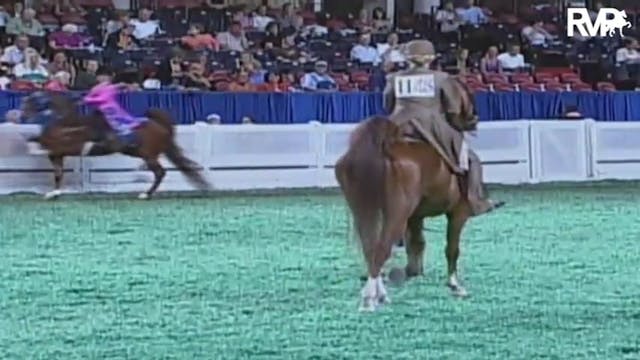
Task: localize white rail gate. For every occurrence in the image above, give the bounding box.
[0,119,638,195]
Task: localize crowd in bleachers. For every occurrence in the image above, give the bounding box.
[0,0,638,94]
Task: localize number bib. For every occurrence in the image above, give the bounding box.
[394,74,436,98]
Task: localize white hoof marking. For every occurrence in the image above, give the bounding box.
[138,192,149,200]
[81,142,95,156]
[44,189,62,200]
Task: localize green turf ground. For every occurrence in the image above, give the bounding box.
[1,183,640,359]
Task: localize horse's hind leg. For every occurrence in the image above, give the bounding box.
[360,194,413,311]
[139,157,165,199]
[44,155,64,200]
[445,208,470,297]
[405,215,426,278]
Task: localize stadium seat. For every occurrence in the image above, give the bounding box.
[597,82,617,91]
[519,83,543,92]
[544,83,567,92]
[511,74,533,84]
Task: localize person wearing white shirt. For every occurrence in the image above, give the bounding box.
[497,44,525,72]
[616,38,640,64]
[251,5,274,31]
[0,34,29,65]
[350,33,380,65]
[521,20,554,46]
[13,48,48,82]
[377,32,406,64]
[130,8,160,40]
[300,60,337,91]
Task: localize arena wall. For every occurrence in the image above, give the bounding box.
[0,120,639,195]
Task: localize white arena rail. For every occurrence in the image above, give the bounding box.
[0,119,638,195]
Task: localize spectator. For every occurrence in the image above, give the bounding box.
[353,8,373,32]
[48,52,76,84]
[456,0,487,25]
[44,71,71,91]
[96,67,113,84]
[252,5,274,31]
[13,48,48,83]
[300,60,336,91]
[455,48,470,75]
[521,20,554,46]
[130,8,160,40]
[106,22,139,50]
[261,22,284,49]
[232,7,252,29]
[7,8,44,37]
[350,33,380,65]
[258,71,289,92]
[183,62,211,90]
[53,0,86,17]
[228,69,256,91]
[280,3,298,30]
[141,68,162,90]
[0,34,29,65]
[181,24,219,51]
[74,59,99,89]
[615,38,640,85]
[480,46,502,75]
[48,23,89,49]
[371,7,391,32]
[378,32,405,64]
[0,6,9,33]
[217,21,249,52]
[435,1,462,42]
[159,50,185,86]
[104,10,130,43]
[497,44,525,72]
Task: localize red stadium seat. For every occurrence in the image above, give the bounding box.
[519,83,543,92]
[560,72,581,84]
[484,73,508,84]
[597,82,617,91]
[571,82,593,91]
[511,73,533,84]
[545,83,567,92]
[493,83,516,92]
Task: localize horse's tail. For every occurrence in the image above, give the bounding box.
[145,108,210,190]
[145,108,174,137]
[165,141,211,191]
[337,116,399,255]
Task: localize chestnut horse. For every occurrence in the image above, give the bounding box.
[21,91,210,199]
[335,78,486,311]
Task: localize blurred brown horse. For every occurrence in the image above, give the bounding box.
[335,78,485,311]
[21,91,210,199]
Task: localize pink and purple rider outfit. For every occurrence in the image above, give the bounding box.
[83,82,145,136]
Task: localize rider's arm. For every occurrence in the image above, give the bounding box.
[382,74,395,113]
[440,75,466,131]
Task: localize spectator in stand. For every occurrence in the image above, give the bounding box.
[130,8,160,40]
[52,0,86,17]
[0,6,9,33]
[232,7,252,29]
[480,46,502,75]
[48,23,89,49]
[183,62,211,90]
[252,5,274,31]
[497,44,525,73]
[6,8,44,37]
[353,8,373,33]
[455,48,470,75]
[228,69,256,91]
[350,33,380,65]
[106,22,139,51]
[378,32,405,64]
[44,71,71,91]
[0,34,29,65]
[262,22,284,49]
[615,37,640,86]
[104,10,130,43]
[181,24,219,51]
[218,21,249,52]
[521,20,554,46]
[371,7,391,32]
[159,49,185,87]
[0,65,11,90]
[258,71,289,92]
[300,60,336,91]
[456,0,487,25]
[48,51,76,84]
[436,1,461,42]
[13,48,48,83]
[96,67,114,84]
[279,3,298,30]
[74,59,99,89]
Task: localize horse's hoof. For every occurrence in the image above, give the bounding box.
[43,189,62,200]
[359,301,377,312]
[138,193,149,200]
[448,284,469,298]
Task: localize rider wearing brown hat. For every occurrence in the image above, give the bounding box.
[383,39,503,216]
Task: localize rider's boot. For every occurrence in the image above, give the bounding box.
[466,150,505,216]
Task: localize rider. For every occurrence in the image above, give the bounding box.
[383,40,504,216]
[82,81,145,152]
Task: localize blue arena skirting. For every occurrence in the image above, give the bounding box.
[1,91,640,124]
